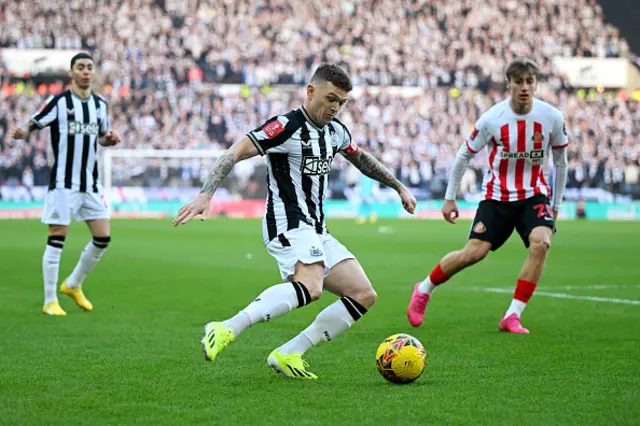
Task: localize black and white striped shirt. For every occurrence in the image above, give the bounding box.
[30,90,110,193]
[248,106,359,244]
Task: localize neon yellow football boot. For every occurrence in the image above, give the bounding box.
[201,322,235,361]
[267,349,318,379]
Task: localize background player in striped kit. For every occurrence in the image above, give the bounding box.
[407,57,569,334]
[11,53,121,316]
[174,64,416,379]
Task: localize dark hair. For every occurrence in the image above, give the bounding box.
[310,63,353,92]
[70,52,94,69]
[505,57,540,81]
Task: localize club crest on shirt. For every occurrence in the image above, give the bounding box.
[532,131,544,144]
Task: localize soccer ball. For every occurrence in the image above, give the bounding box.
[375,333,427,384]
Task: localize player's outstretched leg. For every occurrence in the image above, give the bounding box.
[203,263,324,362]
[42,230,68,316]
[408,239,491,327]
[500,226,552,334]
[268,259,375,379]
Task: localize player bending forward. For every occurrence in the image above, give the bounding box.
[174,64,416,378]
[407,57,568,333]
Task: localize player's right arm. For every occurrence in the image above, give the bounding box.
[442,116,490,224]
[173,114,296,226]
[172,136,259,226]
[12,95,58,140]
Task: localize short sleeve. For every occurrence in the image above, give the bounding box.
[331,119,358,156]
[99,101,110,136]
[30,95,58,129]
[247,115,295,155]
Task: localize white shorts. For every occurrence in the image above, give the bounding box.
[266,226,356,281]
[41,189,110,225]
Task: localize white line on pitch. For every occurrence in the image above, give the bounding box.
[464,287,640,306]
[541,284,640,291]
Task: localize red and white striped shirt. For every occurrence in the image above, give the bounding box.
[466,98,568,202]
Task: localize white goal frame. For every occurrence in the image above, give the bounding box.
[102,149,222,197]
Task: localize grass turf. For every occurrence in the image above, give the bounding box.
[0,218,638,425]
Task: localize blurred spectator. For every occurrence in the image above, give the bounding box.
[0,0,638,200]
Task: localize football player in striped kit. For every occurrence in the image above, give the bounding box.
[12,53,121,316]
[407,57,569,334]
[174,64,416,378]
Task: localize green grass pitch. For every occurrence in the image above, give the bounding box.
[0,218,638,425]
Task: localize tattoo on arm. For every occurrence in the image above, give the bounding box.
[346,150,402,190]
[200,151,236,196]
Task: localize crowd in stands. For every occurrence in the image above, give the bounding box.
[0,0,638,199]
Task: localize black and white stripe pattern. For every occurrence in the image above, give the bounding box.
[92,236,111,249]
[340,296,368,321]
[247,107,353,244]
[292,281,312,307]
[30,90,110,193]
[47,235,66,249]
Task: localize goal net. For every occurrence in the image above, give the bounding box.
[102,149,269,218]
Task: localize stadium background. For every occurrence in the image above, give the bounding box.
[0,2,639,426]
[1,0,640,220]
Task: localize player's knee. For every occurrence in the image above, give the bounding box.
[529,238,550,258]
[346,285,377,309]
[358,287,377,309]
[463,244,489,265]
[93,236,111,249]
[292,279,323,301]
[308,284,323,301]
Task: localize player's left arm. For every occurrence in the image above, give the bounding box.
[343,149,416,214]
[333,120,415,213]
[96,101,121,146]
[550,115,569,219]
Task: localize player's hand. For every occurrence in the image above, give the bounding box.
[552,208,559,221]
[442,199,459,224]
[398,186,416,214]
[101,130,121,146]
[172,194,211,227]
[11,127,26,140]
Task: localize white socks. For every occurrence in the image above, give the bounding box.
[67,238,109,288]
[417,277,437,295]
[278,296,368,355]
[504,300,527,318]
[223,281,311,337]
[42,236,65,305]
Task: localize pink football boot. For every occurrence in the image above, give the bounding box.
[407,283,430,327]
[499,313,530,334]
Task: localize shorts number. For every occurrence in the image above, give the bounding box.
[533,203,553,218]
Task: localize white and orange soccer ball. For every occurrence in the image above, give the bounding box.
[375,333,427,384]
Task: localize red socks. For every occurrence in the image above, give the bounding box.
[513,279,537,303]
[429,264,450,286]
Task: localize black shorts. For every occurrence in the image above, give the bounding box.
[469,195,555,251]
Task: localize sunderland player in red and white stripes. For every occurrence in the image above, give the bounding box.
[407,57,569,333]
